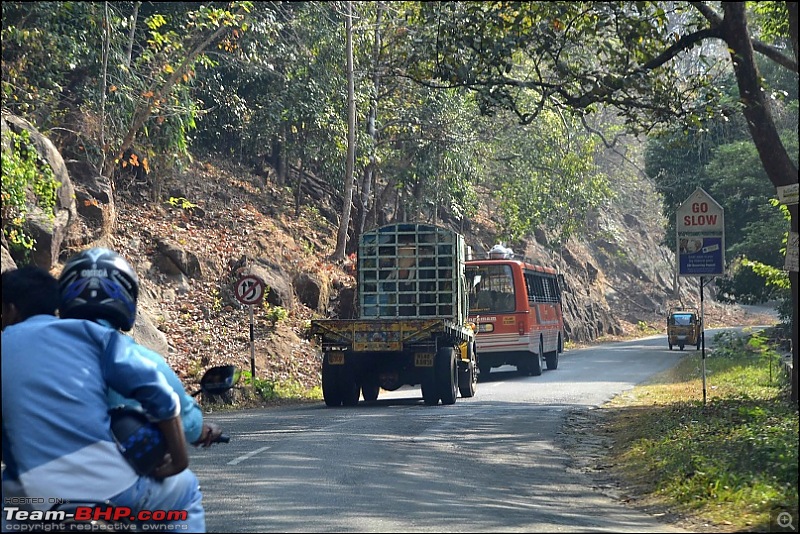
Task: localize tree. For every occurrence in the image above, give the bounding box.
[333,1,357,261]
[2,1,254,194]
[100,2,253,183]
[404,1,799,401]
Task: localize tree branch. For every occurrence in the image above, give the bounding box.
[752,40,798,72]
[692,1,797,72]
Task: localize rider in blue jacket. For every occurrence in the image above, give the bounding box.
[1,250,213,531]
[1,263,221,446]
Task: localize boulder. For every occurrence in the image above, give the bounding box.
[156,238,202,279]
[292,271,330,312]
[249,261,294,311]
[65,160,115,245]
[1,244,17,273]
[2,112,77,270]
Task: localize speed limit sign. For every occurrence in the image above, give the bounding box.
[235,275,265,306]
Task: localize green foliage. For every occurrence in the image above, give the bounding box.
[1,128,61,252]
[485,107,611,243]
[706,138,795,266]
[2,2,103,125]
[2,1,253,183]
[264,304,289,326]
[239,370,321,402]
[274,379,322,401]
[166,196,198,211]
[740,257,792,325]
[4,1,796,279]
[239,370,277,401]
[750,2,792,43]
[636,321,659,336]
[647,70,796,304]
[256,286,289,326]
[609,330,798,530]
[405,2,723,132]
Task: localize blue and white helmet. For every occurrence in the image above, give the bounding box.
[58,248,139,331]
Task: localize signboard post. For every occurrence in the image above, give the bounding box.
[786,232,799,273]
[676,188,725,405]
[235,274,265,385]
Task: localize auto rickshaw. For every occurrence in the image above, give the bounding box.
[667,307,702,350]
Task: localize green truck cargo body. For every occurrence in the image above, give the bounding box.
[311,223,477,407]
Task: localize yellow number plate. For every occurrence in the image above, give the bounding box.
[327,353,345,365]
[415,352,434,367]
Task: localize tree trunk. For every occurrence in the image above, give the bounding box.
[722,2,799,402]
[125,2,141,69]
[277,124,288,186]
[294,142,306,218]
[357,2,383,241]
[333,1,356,261]
[100,2,110,173]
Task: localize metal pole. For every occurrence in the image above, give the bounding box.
[700,276,706,406]
[249,304,256,385]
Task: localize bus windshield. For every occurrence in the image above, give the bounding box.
[467,264,515,313]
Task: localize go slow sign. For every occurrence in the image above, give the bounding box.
[680,199,723,229]
[676,188,725,277]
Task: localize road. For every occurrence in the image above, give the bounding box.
[192,331,744,533]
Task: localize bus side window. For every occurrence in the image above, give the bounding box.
[525,274,536,302]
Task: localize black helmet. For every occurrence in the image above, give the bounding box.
[108,406,167,476]
[58,248,139,331]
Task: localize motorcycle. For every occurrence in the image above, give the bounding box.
[111,365,237,473]
[192,363,240,405]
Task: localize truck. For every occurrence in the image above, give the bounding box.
[311,223,477,406]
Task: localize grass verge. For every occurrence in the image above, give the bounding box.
[603,328,798,532]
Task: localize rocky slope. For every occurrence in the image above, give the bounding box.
[2,111,775,394]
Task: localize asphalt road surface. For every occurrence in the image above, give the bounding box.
[193,329,751,533]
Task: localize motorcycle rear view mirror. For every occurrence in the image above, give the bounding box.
[192,365,239,397]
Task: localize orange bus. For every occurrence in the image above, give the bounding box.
[466,245,565,377]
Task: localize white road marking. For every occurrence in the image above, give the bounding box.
[228,446,271,465]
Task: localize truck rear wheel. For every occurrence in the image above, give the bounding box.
[341,369,361,406]
[421,371,439,405]
[458,341,477,398]
[322,357,343,407]
[436,346,458,405]
[361,380,380,402]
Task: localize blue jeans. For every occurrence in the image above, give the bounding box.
[111,469,205,532]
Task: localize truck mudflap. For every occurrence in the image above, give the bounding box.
[311,318,474,352]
